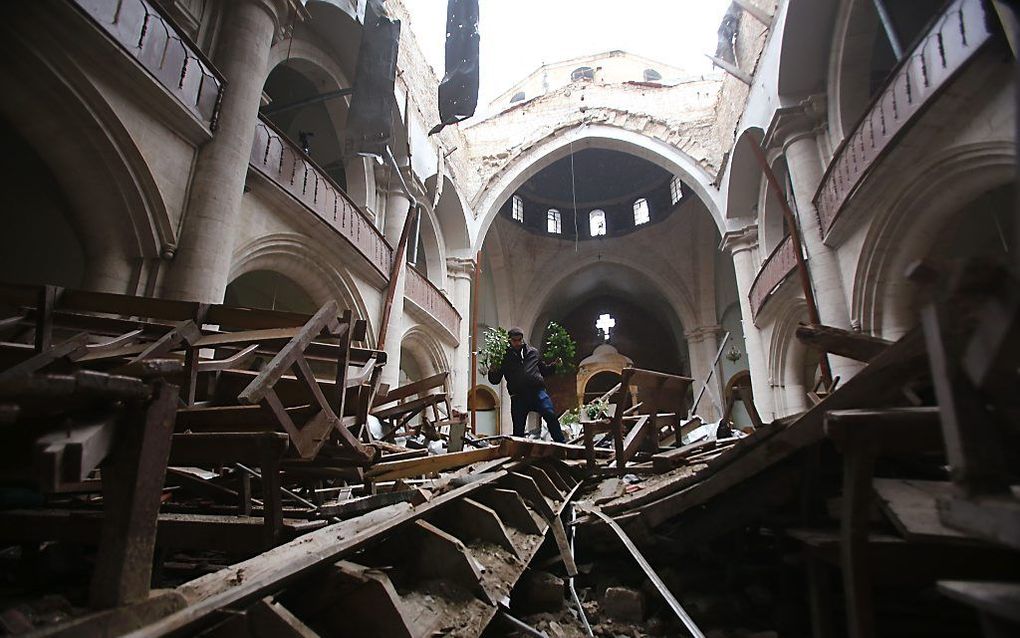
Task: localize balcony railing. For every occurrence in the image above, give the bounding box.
[405,266,461,340]
[749,234,797,319]
[813,0,994,238]
[250,118,394,278]
[69,0,225,129]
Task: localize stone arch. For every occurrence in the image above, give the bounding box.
[759,154,793,253]
[767,296,814,418]
[777,0,841,98]
[854,141,1016,340]
[0,33,171,293]
[399,325,451,379]
[725,127,765,221]
[520,256,699,349]
[425,174,472,254]
[412,203,448,284]
[471,122,725,250]
[230,233,374,344]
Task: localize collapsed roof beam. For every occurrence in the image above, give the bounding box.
[732,0,773,27]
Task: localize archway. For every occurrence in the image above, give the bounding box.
[468,385,499,436]
[584,370,622,404]
[470,123,726,250]
[0,120,85,289]
[224,270,319,314]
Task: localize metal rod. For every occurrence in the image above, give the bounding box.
[745,137,834,388]
[691,331,730,415]
[498,608,548,638]
[568,505,595,637]
[586,506,706,638]
[871,0,904,59]
[261,88,355,116]
[470,251,481,435]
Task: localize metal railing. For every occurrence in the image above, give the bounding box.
[749,234,797,319]
[250,117,394,278]
[69,0,225,128]
[405,266,461,339]
[813,0,994,238]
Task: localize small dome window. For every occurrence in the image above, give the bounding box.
[633,198,650,225]
[589,209,607,236]
[510,91,525,103]
[570,66,595,82]
[643,68,662,82]
[547,209,562,234]
[669,176,684,205]
[511,195,524,222]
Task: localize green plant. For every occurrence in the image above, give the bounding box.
[543,321,577,375]
[478,326,509,373]
[560,408,580,425]
[583,397,609,421]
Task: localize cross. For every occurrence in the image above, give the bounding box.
[596,313,615,341]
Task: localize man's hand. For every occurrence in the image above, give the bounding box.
[550,357,563,367]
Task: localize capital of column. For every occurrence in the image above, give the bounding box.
[251,0,304,44]
[684,325,723,344]
[719,225,758,255]
[446,257,476,280]
[763,95,827,152]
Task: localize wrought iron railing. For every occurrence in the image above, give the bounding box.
[405,266,461,339]
[69,0,225,128]
[749,234,797,319]
[250,118,393,278]
[813,0,994,238]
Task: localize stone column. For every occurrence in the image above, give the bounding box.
[720,225,775,421]
[380,187,413,391]
[446,257,475,413]
[770,100,865,381]
[162,0,285,303]
[685,325,722,421]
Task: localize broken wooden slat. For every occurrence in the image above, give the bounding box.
[411,520,490,601]
[517,464,563,501]
[872,479,972,543]
[364,446,504,481]
[430,497,520,558]
[795,323,892,363]
[473,488,543,535]
[247,597,320,638]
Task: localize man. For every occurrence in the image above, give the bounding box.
[487,327,566,443]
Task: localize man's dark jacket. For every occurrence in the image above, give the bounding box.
[487,344,554,396]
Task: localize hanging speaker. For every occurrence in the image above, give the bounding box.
[429,0,479,135]
[344,1,401,158]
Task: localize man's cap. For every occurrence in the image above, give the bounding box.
[508,326,524,338]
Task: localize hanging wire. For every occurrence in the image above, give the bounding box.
[569,131,580,253]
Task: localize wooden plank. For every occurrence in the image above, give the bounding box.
[839,428,877,638]
[586,507,705,638]
[247,598,320,638]
[473,488,543,535]
[824,407,944,455]
[364,446,504,481]
[430,497,520,558]
[623,326,938,528]
[873,479,972,542]
[411,519,489,601]
[126,471,508,637]
[168,433,289,467]
[90,381,178,608]
[517,465,563,501]
[937,581,1020,624]
[0,332,88,381]
[238,302,339,405]
[619,414,652,467]
[796,323,892,363]
[374,372,448,405]
[505,472,555,520]
[316,562,415,638]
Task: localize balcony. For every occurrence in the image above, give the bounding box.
[250,117,394,279]
[749,235,797,320]
[405,266,462,344]
[813,0,995,238]
[69,0,224,129]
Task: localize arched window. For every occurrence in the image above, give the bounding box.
[547,209,561,234]
[589,209,607,236]
[511,195,524,222]
[643,68,662,82]
[669,176,684,205]
[510,91,525,103]
[633,198,650,225]
[570,66,595,81]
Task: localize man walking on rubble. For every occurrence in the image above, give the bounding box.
[487,327,567,443]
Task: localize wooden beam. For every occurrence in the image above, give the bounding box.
[796,323,892,363]
[473,488,543,535]
[733,0,773,25]
[706,54,752,85]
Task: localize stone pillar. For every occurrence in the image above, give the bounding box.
[162,0,285,303]
[380,187,413,391]
[685,325,722,421]
[770,100,865,381]
[446,257,475,413]
[720,225,775,421]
